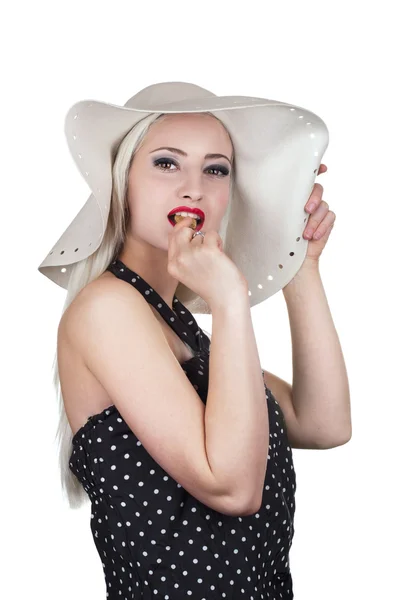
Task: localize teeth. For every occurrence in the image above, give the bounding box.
[170,211,202,221]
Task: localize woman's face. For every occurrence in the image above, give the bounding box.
[126,113,233,250]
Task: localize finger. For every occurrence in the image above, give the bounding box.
[318,163,328,175]
[191,231,206,245]
[312,214,336,240]
[304,201,330,238]
[202,229,220,247]
[306,183,324,213]
[168,217,196,241]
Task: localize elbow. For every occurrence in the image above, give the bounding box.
[335,431,352,447]
[318,429,352,449]
[333,423,353,447]
[243,495,263,515]
[229,490,263,517]
[227,501,261,517]
[244,500,263,516]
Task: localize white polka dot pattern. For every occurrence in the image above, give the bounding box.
[69,258,297,599]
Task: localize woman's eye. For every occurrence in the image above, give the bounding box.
[206,166,230,177]
[153,158,229,177]
[153,158,178,171]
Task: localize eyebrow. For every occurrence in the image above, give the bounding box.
[149,146,232,165]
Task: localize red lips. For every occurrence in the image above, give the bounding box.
[167,206,205,231]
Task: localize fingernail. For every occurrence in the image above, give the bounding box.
[307,203,316,212]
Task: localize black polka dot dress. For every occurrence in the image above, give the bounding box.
[69,258,297,599]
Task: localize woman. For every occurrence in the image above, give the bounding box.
[42,82,351,599]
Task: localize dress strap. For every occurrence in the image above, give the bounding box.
[107,258,206,354]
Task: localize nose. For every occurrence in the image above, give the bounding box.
[178,172,204,202]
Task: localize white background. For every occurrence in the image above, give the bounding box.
[1,1,399,598]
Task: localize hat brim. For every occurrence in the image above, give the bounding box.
[38,91,329,310]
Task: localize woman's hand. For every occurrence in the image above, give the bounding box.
[302,164,336,264]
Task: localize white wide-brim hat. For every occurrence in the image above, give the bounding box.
[37,81,329,313]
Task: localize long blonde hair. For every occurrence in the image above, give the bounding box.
[53,111,235,509]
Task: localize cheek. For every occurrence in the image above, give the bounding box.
[218,191,231,216]
[126,188,169,233]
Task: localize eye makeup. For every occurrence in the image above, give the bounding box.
[152,157,230,177]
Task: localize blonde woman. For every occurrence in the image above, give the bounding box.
[39,82,351,599]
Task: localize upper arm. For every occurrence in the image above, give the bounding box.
[64,280,254,516]
[262,369,321,449]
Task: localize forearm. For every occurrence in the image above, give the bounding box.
[283,260,352,445]
[205,291,269,508]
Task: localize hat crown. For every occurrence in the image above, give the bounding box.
[124,81,216,109]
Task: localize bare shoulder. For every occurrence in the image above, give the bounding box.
[59,270,150,347]
[73,269,136,306]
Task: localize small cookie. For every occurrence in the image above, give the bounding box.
[174,214,197,230]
